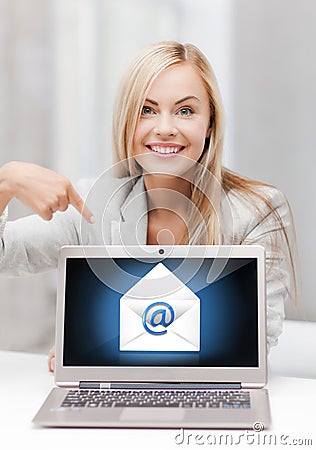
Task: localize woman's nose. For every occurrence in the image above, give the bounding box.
[153,114,178,137]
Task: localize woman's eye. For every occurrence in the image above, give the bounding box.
[178,107,193,117]
[141,106,154,115]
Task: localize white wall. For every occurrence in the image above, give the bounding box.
[231,0,316,320]
[0,0,56,352]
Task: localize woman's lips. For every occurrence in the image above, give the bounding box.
[145,144,185,155]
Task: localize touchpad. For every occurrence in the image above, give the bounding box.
[120,409,185,422]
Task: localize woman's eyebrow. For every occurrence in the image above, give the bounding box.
[175,95,200,105]
[145,98,158,105]
[144,95,200,106]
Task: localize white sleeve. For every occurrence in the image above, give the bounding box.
[0,207,81,276]
[0,206,8,236]
[0,178,100,277]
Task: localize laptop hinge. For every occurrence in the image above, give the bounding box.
[108,383,242,390]
[79,382,110,390]
[79,382,242,390]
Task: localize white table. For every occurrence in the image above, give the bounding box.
[0,350,315,450]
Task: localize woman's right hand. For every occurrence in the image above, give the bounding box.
[0,161,94,223]
[48,345,55,373]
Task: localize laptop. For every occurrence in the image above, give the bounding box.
[33,244,271,429]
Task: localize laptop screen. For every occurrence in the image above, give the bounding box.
[63,257,258,368]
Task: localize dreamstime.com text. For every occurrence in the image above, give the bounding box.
[174,428,313,446]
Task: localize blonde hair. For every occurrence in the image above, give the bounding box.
[112,41,299,298]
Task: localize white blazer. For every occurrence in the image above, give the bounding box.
[0,175,295,350]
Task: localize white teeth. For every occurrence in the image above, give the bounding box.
[151,145,182,154]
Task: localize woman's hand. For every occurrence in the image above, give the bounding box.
[0,161,94,223]
[48,345,55,372]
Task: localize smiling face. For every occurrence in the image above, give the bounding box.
[132,62,212,178]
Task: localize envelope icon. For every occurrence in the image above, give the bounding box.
[119,263,200,352]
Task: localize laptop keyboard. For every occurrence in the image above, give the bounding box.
[61,390,251,409]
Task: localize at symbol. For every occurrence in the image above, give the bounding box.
[142,302,175,335]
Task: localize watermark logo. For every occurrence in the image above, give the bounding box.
[79,155,235,295]
[252,421,264,432]
[174,425,313,446]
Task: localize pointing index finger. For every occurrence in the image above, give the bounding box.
[68,185,95,224]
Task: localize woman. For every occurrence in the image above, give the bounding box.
[0,41,298,371]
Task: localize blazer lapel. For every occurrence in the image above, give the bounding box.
[110,177,148,245]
